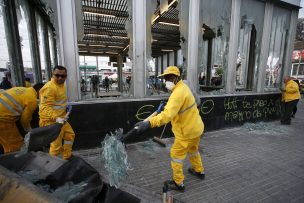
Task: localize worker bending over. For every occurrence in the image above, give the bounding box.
[39,65,75,160]
[0,83,44,154]
[281,76,300,125]
[136,66,205,192]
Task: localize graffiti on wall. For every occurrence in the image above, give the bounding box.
[200,96,281,122]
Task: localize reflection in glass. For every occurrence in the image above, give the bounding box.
[48,26,55,68]
[236,0,265,91]
[0,3,11,84]
[265,7,290,89]
[198,0,231,94]
[15,0,33,85]
[79,55,132,100]
[146,0,182,96]
[36,12,46,82]
[79,0,131,100]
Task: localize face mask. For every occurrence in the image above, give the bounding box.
[165,81,175,91]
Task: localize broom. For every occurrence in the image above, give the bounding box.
[152,123,167,147]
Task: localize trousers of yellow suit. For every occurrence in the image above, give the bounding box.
[170,137,204,185]
[39,120,75,160]
[0,122,23,153]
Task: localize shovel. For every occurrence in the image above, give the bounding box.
[21,110,71,153]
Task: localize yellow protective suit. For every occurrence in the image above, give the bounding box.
[284,80,300,102]
[0,87,38,153]
[149,80,204,184]
[39,78,75,160]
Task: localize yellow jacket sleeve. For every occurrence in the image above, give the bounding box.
[39,87,58,121]
[20,100,37,131]
[150,90,184,128]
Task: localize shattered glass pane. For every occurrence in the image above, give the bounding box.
[198,0,232,93]
[52,181,87,202]
[101,128,131,188]
[140,139,155,152]
[17,132,31,156]
[18,169,40,183]
[136,138,164,156]
[242,122,287,134]
[236,0,265,89]
[37,181,87,202]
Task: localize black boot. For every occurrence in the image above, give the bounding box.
[188,168,205,180]
[164,180,185,192]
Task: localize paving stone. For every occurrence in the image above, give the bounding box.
[74,100,304,202]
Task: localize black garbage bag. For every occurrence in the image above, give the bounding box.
[40,156,140,203]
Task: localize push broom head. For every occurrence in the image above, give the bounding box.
[152,136,167,147]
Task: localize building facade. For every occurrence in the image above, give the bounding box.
[0,0,301,148]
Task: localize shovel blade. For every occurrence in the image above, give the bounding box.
[27,123,62,152]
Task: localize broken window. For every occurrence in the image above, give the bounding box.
[291,63,304,78]
[236,0,265,91]
[36,13,47,81]
[198,0,231,94]
[265,6,291,90]
[146,0,184,96]
[0,1,11,77]
[78,0,132,100]
[15,0,34,84]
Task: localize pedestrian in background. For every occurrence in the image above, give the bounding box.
[136,66,205,192]
[281,76,300,125]
[104,76,110,92]
[0,77,12,90]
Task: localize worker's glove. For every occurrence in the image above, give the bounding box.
[66,104,72,113]
[156,101,166,113]
[135,121,151,133]
[56,117,67,124]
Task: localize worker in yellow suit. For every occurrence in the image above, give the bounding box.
[39,65,75,160]
[0,83,44,154]
[25,77,32,87]
[280,76,301,125]
[136,66,205,192]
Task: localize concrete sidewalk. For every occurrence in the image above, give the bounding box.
[75,100,304,203]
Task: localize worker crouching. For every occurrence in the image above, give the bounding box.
[0,83,44,154]
[136,66,205,192]
[39,66,75,160]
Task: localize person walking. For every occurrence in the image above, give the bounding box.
[281,76,301,125]
[0,83,44,154]
[135,66,205,192]
[104,76,110,92]
[39,65,75,160]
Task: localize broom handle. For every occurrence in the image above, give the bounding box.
[65,111,70,119]
[143,111,158,122]
[134,111,158,130]
[160,123,167,139]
